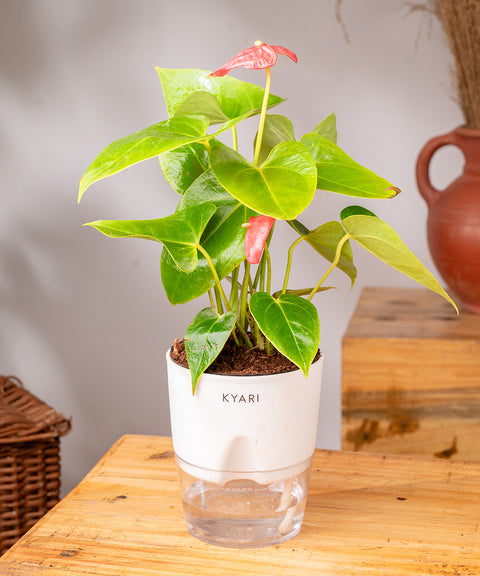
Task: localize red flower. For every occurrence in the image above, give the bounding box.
[243,215,275,264]
[210,41,297,77]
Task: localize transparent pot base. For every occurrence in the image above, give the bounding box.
[177,456,312,548]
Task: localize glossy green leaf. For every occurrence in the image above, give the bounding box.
[84,203,216,273]
[312,113,337,143]
[185,308,236,393]
[161,171,255,303]
[211,141,317,220]
[79,115,209,200]
[249,292,320,376]
[304,221,357,285]
[157,68,284,124]
[254,114,295,165]
[159,142,210,194]
[174,91,230,125]
[300,132,400,199]
[341,206,458,310]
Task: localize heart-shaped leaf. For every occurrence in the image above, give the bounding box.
[157,68,284,122]
[174,91,230,125]
[211,141,317,220]
[159,142,210,194]
[341,206,458,310]
[304,221,357,286]
[254,114,295,165]
[185,308,236,393]
[300,132,400,199]
[161,171,255,303]
[79,115,209,199]
[249,292,320,376]
[312,113,337,143]
[84,203,216,273]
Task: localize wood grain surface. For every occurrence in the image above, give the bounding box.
[1,435,479,575]
[342,287,480,460]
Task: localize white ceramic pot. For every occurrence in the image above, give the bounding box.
[167,351,323,480]
[166,349,324,548]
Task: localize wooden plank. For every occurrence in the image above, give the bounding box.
[1,435,479,575]
[342,287,480,459]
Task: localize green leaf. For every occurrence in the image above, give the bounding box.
[159,142,210,194]
[300,132,400,199]
[174,91,230,125]
[312,113,337,143]
[84,203,216,273]
[304,221,357,286]
[249,292,320,376]
[254,114,295,165]
[210,141,317,220]
[157,68,284,123]
[185,308,236,393]
[79,115,209,200]
[341,206,458,311]
[161,171,255,303]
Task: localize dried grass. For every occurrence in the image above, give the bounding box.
[426,0,480,128]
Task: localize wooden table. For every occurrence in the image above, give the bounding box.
[1,435,479,575]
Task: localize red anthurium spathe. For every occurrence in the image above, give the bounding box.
[243,215,275,264]
[210,41,297,77]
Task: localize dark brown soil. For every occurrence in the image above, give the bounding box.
[170,336,321,376]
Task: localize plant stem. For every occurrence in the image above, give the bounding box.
[232,125,238,151]
[307,234,351,301]
[229,265,240,311]
[214,285,224,315]
[281,235,305,294]
[239,261,251,330]
[197,245,230,312]
[236,321,253,348]
[208,289,216,309]
[201,139,212,154]
[287,218,310,236]
[273,286,329,299]
[253,263,262,291]
[264,243,272,294]
[248,309,262,349]
[253,67,272,167]
[259,254,266,292]
[231,326,240,346]
[199,250,248,347]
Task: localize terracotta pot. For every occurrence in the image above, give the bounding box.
[416,126,480,313]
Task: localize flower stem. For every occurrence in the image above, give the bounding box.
[253,67,272,167]
[307,234,351,301]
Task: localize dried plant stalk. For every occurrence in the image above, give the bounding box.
[434,0,480,128]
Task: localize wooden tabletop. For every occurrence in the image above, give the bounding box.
[1,435,479,575]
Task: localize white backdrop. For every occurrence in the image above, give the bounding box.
[0,0,463,494]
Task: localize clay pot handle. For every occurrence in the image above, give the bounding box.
[415,130,460,208]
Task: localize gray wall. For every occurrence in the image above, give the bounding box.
[0,0,463,494]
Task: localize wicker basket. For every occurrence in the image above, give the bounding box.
[0,375,71,555]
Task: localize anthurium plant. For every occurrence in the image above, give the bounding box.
[79,41,456,392]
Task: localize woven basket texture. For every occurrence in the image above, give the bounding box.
[0,375,71,555]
